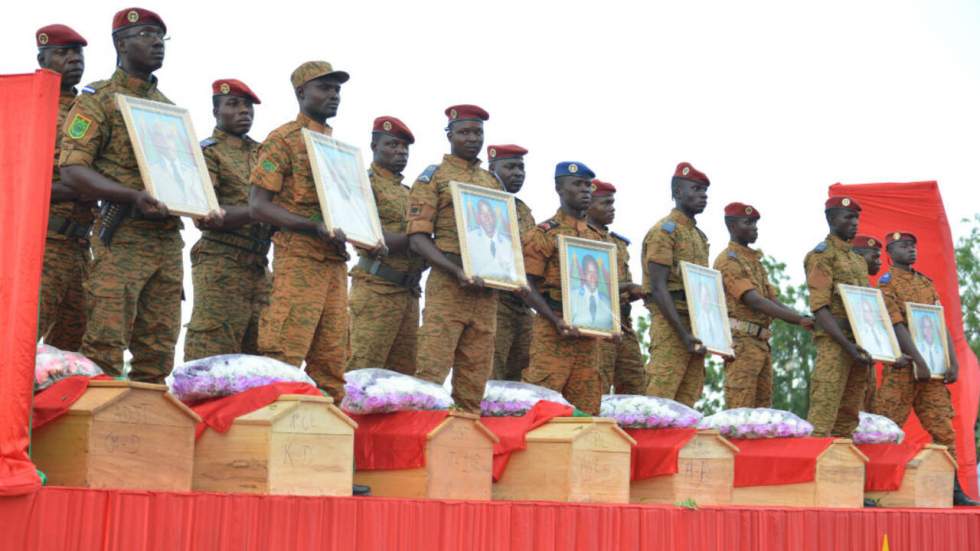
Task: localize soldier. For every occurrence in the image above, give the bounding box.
[60,8,222,382]
[713,202,814,408]
[35,24,92,351]
[519,162,606,414]
[250,61,379,401]
[183,79,270,360]
[488,144,535,380]
[407,105,503,413]
[804,196,874,437]
[586,179,646,394]
[641,162,711,407]
[852,235,883,276]
[874,231,977,505]
[347,116,424,374]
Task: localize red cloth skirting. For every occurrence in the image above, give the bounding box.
[858,442,927,492]
[191,382,323,439]
[625,428,698,481]
[2,486,979,551]
[731,437,835,487]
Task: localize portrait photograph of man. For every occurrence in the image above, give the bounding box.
[452,182,526,289]
[909,305,949,378]
[559,236,620,336]
[681,262,733,355]
[839,284,899,361]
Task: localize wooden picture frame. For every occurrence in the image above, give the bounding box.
[558,235,621,338]
[116,95,218,218]
[906,302,950,379]
[302,129,385,250]
[680,261,734,357]
[838,283,901,363]
[449,181,527,291]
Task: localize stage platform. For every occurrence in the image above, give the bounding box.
[1,486,978,550]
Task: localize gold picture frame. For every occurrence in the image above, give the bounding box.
[558,235,621,338]
[116,94,219,218]
[906,302,950,380]
[680,261,734,356]
[838,283,901,362]
[302,129,385,250]
[449,181,527,291]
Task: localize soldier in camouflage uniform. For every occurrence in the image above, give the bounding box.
[183,79,271,360]
[873,231,977,505]
[347,116,424,374]
[713,202,813,408]
[35,24,92,351]
[520,162,605,414]
[250,61,379,402]
[587,179,646,394]
[642,162,711,407]
[408,104,503,413]
[60,8,223,382]
[803,196,874,437]
[488,144,535,380]
[851,234,884,410]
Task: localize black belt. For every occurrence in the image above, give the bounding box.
[356,256,422,291]
[201,225,273,256]
[669,289,687,302]
[48,215,91,240]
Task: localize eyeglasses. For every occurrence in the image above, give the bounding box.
[122,30,170,42]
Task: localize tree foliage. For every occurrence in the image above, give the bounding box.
[956,215,980,358]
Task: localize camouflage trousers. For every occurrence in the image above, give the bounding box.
[598,327,647,395]
[523,314,601,415]
[258,249,348,402]
[80,224,182,383]
[492,295,533,381]
[183,246,271,361]
[38,236,89,351]
[347,276,419,375]
[874,364,956,462]
[723,334,772,408]
[414,266,497,414]
[645,309,705,407]
[807,335,868,437]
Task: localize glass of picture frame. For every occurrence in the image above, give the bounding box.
[558,235,621,338]
[680,261,734,356]
[837,283,901,362]
[450,181,527,291]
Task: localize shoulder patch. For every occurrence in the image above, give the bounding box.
[417,164,439,183]
[67,114,93,140]
[80,80,108,95]
[814,241,828,253]
[661,221,676,234]
[728,250,737,259]
[261,159,279,173]
[200,137,217,148]
[878,272,892,285]
[538,218,559,231]
[610,231,630,245]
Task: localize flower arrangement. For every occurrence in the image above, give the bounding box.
[599,394,703,429]
[480,381,571,416]
[698,407,814,439]
[342,368,453,414]
[853,412,905,444]
[35,344,102,390]
[166,354,316,403]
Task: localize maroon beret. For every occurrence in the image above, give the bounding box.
[445,104,489,124]
[673,162,710,186]
[852,235,882,250]
[212,79,260,104]
[373,116,415,144]
[824,196,862,212]
[591,178,617,196]
[724,202,760,219]
[112,7,166,34]
[36,24,87,48]
[885,231,916,246]
[487,144,527,161]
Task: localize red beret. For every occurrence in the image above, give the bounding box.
[112,7,166,34]
[673,162,710,186]
[487,144,527,161]
[36,24,87,48]
[885,231,916,246]
[445,104,489,124]
[212,79,260,104]
[852,235,881,250]
[373,116,415,144]
[824,196,861,211]
[724,202,760,219]
[591,178,617,196]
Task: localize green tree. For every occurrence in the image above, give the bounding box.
[956,215,980,358]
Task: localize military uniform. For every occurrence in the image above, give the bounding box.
[348,159,425,374]
[594,226,646,394]
[493,196,536,380]
[184,125,271,360]
[642,207,710,406]
[408,143,502,413]
[874,263,956,461]
[59,66,182,383]
[714,240,778,408]
[805,230,870,437]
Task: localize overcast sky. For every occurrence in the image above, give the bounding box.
[6,1,980,364]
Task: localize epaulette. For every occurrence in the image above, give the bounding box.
[727,250,737,259]
[417,164,438,183]
[913,269,932,282]
[200,137,217,148]
[813,241,828,253]
[661,221,676,234]
[80,80,109,95]
[538,218,559,231]
[610,231,630,245]
[878,272,892,285]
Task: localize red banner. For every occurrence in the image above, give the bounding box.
[0,70,61,496]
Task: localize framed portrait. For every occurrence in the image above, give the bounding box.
[558,235,620,338]
[116,95,219,218]
[680,261,734,356]
[906,302,949,379]
[838,284,901,362]
[302,129,385,250]
[450,181,527,291]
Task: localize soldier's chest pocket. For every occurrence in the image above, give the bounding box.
[377,191,407,228]
[216,163,248,204]
[109,116,139,170]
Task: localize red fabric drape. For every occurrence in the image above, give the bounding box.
[191,382,322,439]
[829,181,979,496]
[857,442,927,491]
[481,401,574,480]
[31,376,95,430]
[350,410,451,470]
[0,70,61,496]
[731,437,835,487]
[625,427,698,481]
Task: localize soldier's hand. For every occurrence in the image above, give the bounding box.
[197,208,226,230]
[682,333,706,355]
[847,343,873,365]
[369,240,388,258]
[626,284,645,302]
[514,285,532,300]
[454,267,477,288]
[606,332,623,344]
[893,354,913,369]
[912,361,932,382]
[945,361,959,384]
[799,316,816,331]
[134,191,168,218]
[555,319,581,339]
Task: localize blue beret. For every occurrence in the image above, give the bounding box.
[554,161,595,180]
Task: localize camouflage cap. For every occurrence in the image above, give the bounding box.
[290,60,350,89]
